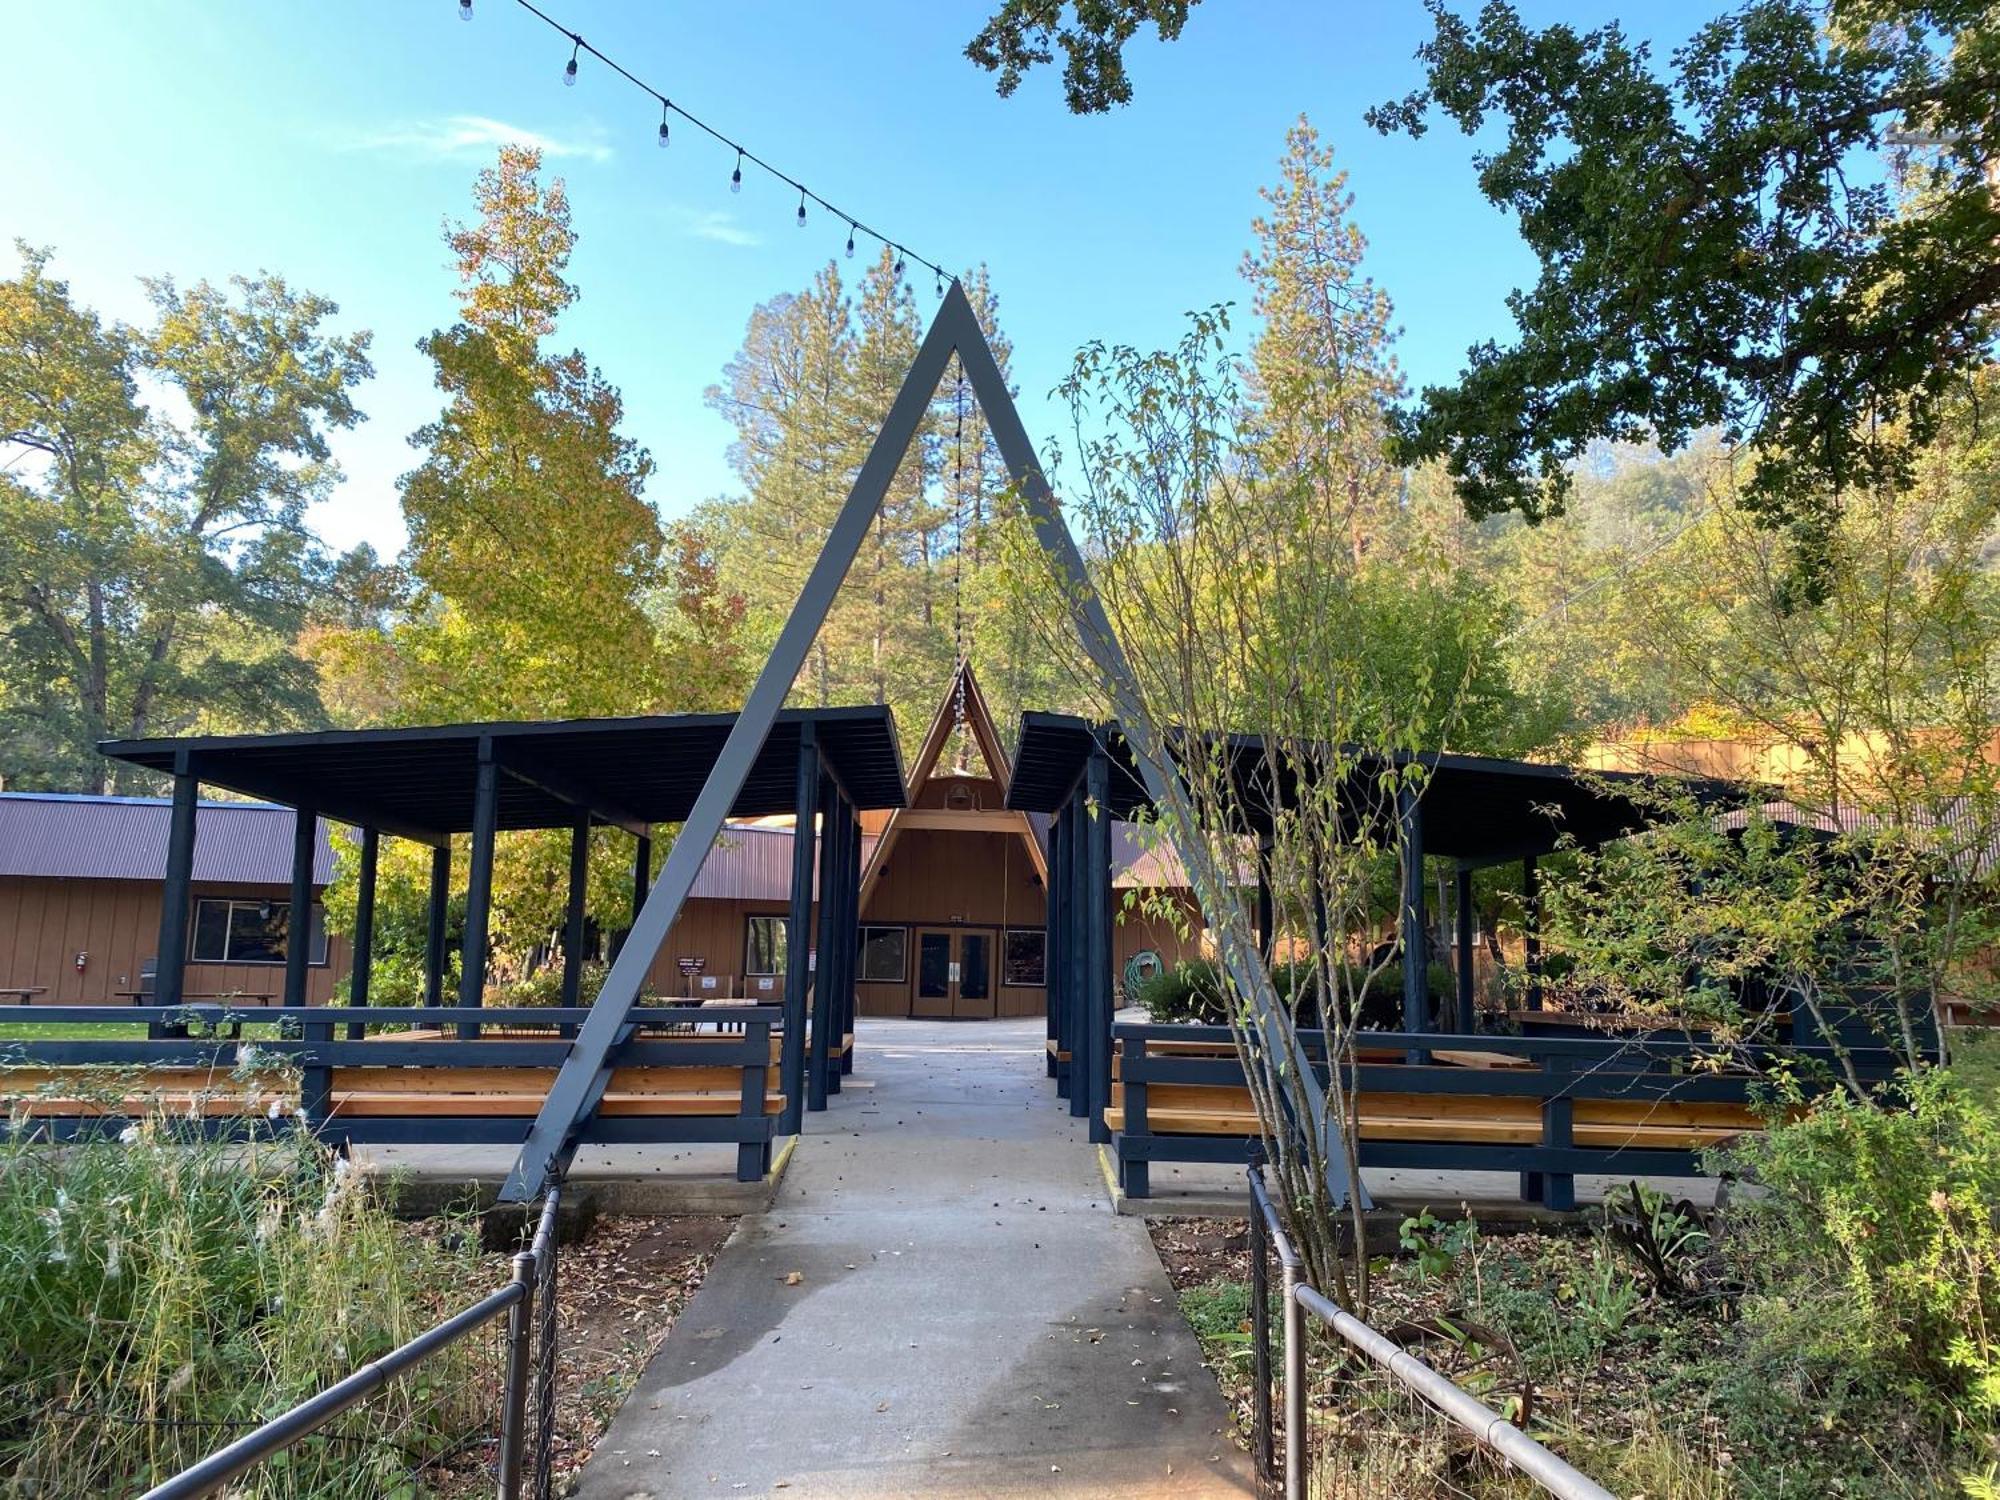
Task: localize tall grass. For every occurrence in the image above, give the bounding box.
[0,1088,498,1497]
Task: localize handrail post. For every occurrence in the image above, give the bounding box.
[1249,1156,1273,1491]
[1282,1247,1305,1500]
[496,1248,535,1500]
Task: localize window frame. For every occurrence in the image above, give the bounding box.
[188,896,329,967]
[856,924,908,984]
[1003,926,1048,987]
[743,913,789,977]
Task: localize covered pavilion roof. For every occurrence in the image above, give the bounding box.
[1005,711,1745,868]
[101,707,907,846]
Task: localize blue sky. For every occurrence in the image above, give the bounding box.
[3,0,1729,556]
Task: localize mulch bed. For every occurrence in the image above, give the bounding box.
[439,1213,731,1496]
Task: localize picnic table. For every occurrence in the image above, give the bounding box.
[0,986,48,1003]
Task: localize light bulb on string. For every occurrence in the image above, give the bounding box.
[893,249,906,278]
[458,0,472,20]
[935,268,945,297]
[797,190,808,230]
[563,37,580,86]
[658,101,671,148]
[845,223,856,258]
[730,150,743,194]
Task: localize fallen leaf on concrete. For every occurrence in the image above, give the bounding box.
[782,1271,803,1285]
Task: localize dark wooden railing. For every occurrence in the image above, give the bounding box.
[0,1004,784,1182]
[1108,1021,1910,1208]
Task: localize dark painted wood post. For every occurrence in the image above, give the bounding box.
[828,789,856,1093]
[457,735,499,1038]
[1085,748,1114,1145]
[1043,810,1062,1082]
[424,844,450,1007]
[1255,831,1275,963]
[1454,863,1476,1034]
[283,804,317,1010]
[347,826,379,1040]
[1522,854,1543,1011]
[625,829,651,960]
[1066,794,1091,1122]
[560,812,591,1038]
[1048,803,1070,1098]
[838,802,861,1079]
[287,804,330,1126]
[1398,781,1429,1060]
[780,731,819,1134]
[154,751,199,1010]
[808,772,840,1112]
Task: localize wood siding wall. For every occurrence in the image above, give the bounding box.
[0,876,348,1004]
[858,826,1048,1017]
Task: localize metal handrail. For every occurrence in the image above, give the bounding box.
[1248,1164,1616,1500]
[138,1188,563,1500]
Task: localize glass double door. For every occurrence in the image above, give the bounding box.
[912,926,995,1019]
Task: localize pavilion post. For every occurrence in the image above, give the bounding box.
[1066,794,1090,1122]
[1085,747,1114,1145]
[1522,854,1543,1011]
[561,812,591,1030]
[1056,804,1072,1096]
[780,731,819,1134]
[424,844,450,1007]
[1255,832,1275,963]
[1454,862,1476,1034]
[1398,781,1429,1059]
[458,736,499,1037]
[347,826,379,1040]
[838,802,860,1078]
[283,803,317,1010]
[808,772,841,1113]
[154,752,199,1010]
[625,830,652,960]
[1043,809,1063,1082]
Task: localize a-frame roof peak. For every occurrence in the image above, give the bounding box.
[907,658,1011,796]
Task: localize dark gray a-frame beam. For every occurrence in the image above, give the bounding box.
[497,282,1363,1207]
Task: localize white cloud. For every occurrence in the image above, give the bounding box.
[337,114,613,164]
[672,207,762,248]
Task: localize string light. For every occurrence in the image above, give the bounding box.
[499,0,950,288]
[459,0,473,19]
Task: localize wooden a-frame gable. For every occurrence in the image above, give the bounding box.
[858,660,1048,914]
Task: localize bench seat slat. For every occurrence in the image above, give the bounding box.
[329,1091,786,1118]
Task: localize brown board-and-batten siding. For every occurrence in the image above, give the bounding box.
[0,875,348,1004]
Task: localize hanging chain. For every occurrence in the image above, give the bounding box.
[952,357,969,730]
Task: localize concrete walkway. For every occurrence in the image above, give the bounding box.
[575,1018,1254,1499]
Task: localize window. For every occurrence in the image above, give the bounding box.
[857,925,907,984]
[190,898,327,966]
[1004,928,1047,987]
[744,915,788,976]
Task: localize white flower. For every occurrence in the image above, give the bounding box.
[103,1239,122,1279]
[118,1124,141,1145]
[266,1096,285,1121]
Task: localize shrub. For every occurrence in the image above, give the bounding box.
[1131,955,1453,1029]
[0,1107,496,1495]
[1716,1066,2000,1465]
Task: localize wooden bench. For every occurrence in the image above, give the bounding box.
[315,1006,786,1181]
[1107,1022,1906,1209]
[0,1004,789,1179]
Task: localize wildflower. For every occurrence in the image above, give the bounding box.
[103,1238,122,1279]
[118,1124,141,1145]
